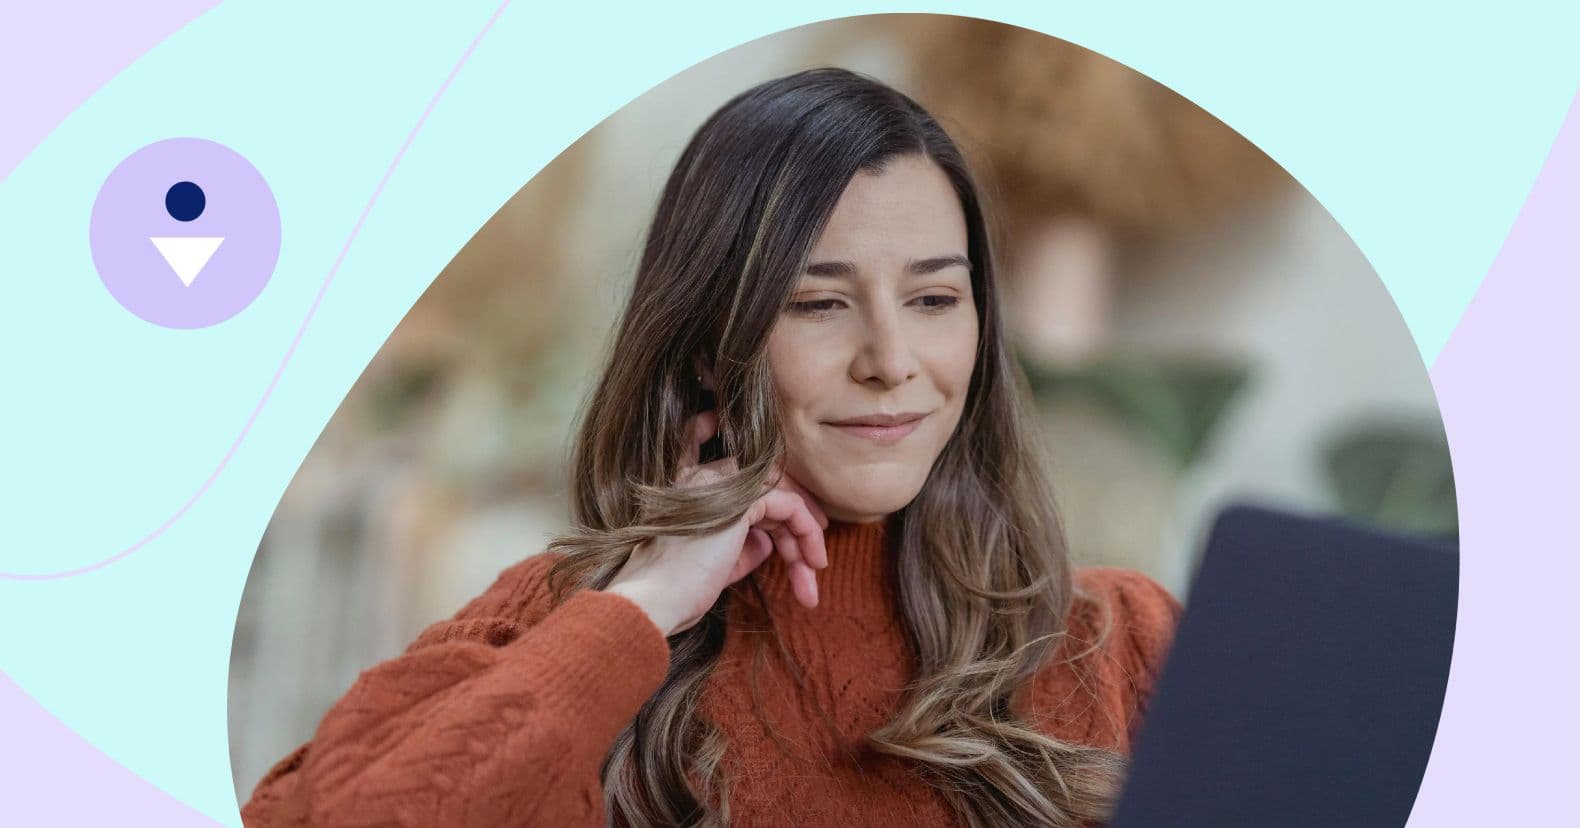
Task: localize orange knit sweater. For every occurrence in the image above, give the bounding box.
[240,519,1181,827]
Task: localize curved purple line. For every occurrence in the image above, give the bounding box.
[0,0,513,581]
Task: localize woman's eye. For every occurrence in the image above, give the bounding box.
[913,294,960,312]
[787,298,843,315]
[788,296,960,316]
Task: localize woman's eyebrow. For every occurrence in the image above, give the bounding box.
[803,254,971,278]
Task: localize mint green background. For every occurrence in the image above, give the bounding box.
[0,0,1574,823]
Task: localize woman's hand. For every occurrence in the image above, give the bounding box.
[604,409,829,636]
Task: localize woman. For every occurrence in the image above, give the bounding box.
[241,67,1181,828]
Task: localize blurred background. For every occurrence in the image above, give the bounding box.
[228,14,1455,799]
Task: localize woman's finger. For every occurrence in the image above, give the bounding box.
[764,523,818,609]
[772,470,829,534]
[789,560,819,608]
[729,527,774,582]
[754,490,823,563]
[769,523,803,576]
[763,457,829,533]
[754,489,828,607]
[764,489,828,571]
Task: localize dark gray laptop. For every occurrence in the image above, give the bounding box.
[1109,504,1457,827]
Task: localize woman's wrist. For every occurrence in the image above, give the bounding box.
[603,581,676,637]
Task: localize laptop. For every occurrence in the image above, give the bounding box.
[1108,504,1458,827]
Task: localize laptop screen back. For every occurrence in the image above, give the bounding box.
[1108,504,1457,828]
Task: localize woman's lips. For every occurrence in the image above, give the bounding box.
[826,414,927,444]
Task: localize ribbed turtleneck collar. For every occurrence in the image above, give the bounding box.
[749,516,895,621]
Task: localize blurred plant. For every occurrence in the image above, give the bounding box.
[366,360,447,432]
[1321,421,1458,538]
[1020,353,1251,469]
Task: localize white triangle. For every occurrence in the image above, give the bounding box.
[149,236,224,287]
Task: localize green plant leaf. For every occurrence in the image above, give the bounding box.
[1021,353,1251,468]
[1322,421,1458,537]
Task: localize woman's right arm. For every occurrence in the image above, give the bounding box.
[239,552,671,828]
[241,409,830,827]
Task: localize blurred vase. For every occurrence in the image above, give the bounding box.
[1011,216,1114,368]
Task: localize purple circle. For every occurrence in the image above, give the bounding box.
[89,138,280,329]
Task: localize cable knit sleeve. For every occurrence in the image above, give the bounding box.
[238,552,672,828]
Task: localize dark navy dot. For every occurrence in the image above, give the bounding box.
[165,181,205,222]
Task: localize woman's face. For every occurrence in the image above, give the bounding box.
[767,153,979,524]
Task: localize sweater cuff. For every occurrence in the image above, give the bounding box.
[502,587,672,743]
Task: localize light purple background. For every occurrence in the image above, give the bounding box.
[1407,94,1579,825]
[0,1,218,182]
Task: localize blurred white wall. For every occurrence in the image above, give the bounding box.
[1113,188,1443,593]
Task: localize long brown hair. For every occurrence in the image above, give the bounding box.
[541,66,1122,827]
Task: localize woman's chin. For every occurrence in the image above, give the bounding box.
[818,481,924,524]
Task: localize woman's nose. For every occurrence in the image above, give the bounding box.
[850,308,920,388]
